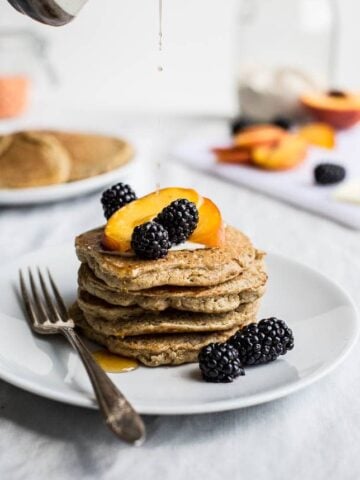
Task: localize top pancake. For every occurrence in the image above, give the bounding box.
[75,225,257,291]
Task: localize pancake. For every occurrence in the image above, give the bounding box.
[0,131,71,188]
[42,130,134,181]
[71,304,251,366]
[75,225,257,291]
[78,252,267,313]
[75,294,259,336]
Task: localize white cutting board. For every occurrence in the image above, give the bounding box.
[173,127,360,229]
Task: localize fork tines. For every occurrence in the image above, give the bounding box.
[19,268,73,330]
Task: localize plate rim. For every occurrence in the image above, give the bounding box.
[0,248,358,415]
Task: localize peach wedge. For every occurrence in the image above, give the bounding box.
[190,197,225,247]
[297,123,335,149]
[252,135,308,171]
[234,125,286,150]
[212,147,252,165]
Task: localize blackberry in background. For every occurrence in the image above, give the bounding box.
[314,163,346,185]
[272,116,293,130]
[230,116,255,136]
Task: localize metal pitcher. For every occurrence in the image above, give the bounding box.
[7,0,88,26]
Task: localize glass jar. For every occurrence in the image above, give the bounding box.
[235,0,339,120]
[0,29,55,118]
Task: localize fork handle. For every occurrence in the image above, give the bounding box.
[61,327,145,445]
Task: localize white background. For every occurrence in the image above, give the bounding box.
[0,0,359,115]
[1,3,360,479]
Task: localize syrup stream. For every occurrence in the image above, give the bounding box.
[156,0,163,194]
[158,0,163,72]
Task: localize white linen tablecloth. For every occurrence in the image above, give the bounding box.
[0,113,360,480]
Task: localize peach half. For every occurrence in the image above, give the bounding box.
[301,91,360,129]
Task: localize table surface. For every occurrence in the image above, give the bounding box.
[0,111,360,480]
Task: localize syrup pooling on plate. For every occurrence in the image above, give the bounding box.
[92,350,139,373]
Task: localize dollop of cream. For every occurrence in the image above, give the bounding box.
[105,241,206,258]
[170,241,206,251]
[334,179,360,204]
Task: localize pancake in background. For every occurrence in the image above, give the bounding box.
[0,131,71,188]
[44,131,134,181]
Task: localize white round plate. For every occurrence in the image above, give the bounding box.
[0,159,137,205]
[0,245,358,415]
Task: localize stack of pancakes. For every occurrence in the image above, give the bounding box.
[71,225,267,367]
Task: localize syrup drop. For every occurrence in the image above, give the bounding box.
[92,350,139,373]
[155,160,161,193]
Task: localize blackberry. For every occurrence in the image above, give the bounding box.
[155,199,199,246]
[101,183,137,219]
[131,222,170,260]
[314,163,346,185]
[272,116,293,130]
[229,317,294,366]
[230,116,255,136]
[198,342,245,383]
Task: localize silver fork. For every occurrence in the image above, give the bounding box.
[19,268,146,445]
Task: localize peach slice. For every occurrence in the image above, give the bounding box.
[190,197,225,248]
[212,147,252,164]
[103,187,202,252]
[234,125,286,150]
[252,135,308,171]
[297,123,335,149]
[301,91,360,129]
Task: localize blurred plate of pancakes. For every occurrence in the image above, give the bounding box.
[0,242,358,414]
[0,130,137,205]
